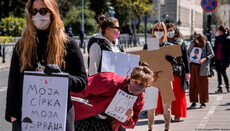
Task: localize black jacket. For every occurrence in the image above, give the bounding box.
[175,41,190,90]
[214,35,230,66]
[5,30,88,123]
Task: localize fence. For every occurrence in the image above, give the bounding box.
[0,34,147,63]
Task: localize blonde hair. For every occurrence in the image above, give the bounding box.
[17,0,68,73]
[151,22,168,44]
[130,66,153,86]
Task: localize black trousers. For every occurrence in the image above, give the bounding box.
[75,117,112,131]
[215,60,229,86]
[66,106,75,131]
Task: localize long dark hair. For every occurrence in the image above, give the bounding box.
[193,33,206,48]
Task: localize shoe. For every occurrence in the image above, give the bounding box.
[164,129,169,131]
[226,85,230,93]
[215,85,223,93]
[174,116,180,122]
[189,103,196,109]
[200,103,206,108]
[148,129,152,131]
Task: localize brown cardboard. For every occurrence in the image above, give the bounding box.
[157,80,175,103]
[128,45,181,103]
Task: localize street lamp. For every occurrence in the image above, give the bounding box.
[82,0,84,32]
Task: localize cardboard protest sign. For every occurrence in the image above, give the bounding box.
[189,47,202,64]
[105,89,137,123]
[21,71,69,131]
[157,80,174,103]
[101,50,139,77]
[142,86,158,110]
[128,45,181,103]
[147,38,159,51]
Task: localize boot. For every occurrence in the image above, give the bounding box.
[226,85,230,93]
[215,85,223,93]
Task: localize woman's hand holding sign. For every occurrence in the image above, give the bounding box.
[198,58,207,64]
[125,108,133,122]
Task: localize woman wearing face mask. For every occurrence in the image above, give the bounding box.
[72,64,153,131]
[214,25,230,93]
[166,23,190,122]
[188,33,214,109]
[5,0,88,131]
[143,22,173,131]
[87,14,124,76]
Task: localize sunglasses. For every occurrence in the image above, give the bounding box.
[29,8,50,16]
[154,29,164,32]
[110,27,120,31]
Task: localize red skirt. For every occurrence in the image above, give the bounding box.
[156,75,187,117]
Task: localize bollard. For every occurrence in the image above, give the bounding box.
[2,39,6,63]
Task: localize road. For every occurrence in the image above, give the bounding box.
[0,69,11,130]
[1,46,230,131]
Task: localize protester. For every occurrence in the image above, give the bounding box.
[67,26,73,37]
[72,64,153,131]
[188,33,214,109]
[143,22,173,131]
[214,25,230,93]
[5,0,88,131]
[79,25,85,48]
[166,23,190,122]
[87,14,124,76]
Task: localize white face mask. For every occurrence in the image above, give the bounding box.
[32,13,51,30]
[154,31,164,39]
[167,31,175,38]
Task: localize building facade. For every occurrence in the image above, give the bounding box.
[217,4,230,28]
[150,0,203,39]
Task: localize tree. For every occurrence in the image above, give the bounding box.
[114,0,153,33]
[89,0,110,19]
[63,6,97,35]
[0,0,26,19]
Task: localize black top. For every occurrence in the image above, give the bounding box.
[214,35,230,66]
[5,30,88,123]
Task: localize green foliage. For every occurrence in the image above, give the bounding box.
[0,36,19,43]
[63,6,97,35]
[89,0,110,19]
[114,0,153,32]
[0,17,25,36]
[139,23,154,33]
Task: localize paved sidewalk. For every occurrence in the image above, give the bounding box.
[128,69,230,131]
[0,56,11,70]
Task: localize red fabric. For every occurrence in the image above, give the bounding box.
[216,43,222,60]
[70,72,144,130]
[156,92,163,114]
[156,75,187,117]
[171,75,187,117]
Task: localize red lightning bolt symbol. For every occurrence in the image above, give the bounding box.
[45,80,48,85]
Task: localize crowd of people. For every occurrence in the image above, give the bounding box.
[4,0,230,131]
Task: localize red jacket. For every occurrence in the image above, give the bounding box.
[71,72,144,131]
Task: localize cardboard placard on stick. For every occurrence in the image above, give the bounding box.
[128,45,181,103]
